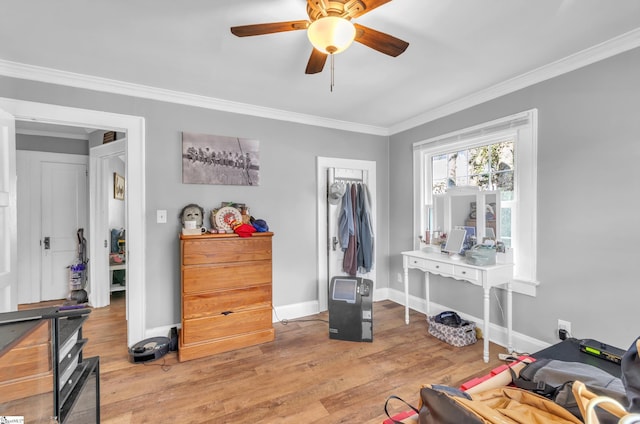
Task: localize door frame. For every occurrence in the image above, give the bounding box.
[0,109,16,312]
[316,157,377,312]
[89,139,126,310]
[0,97,146,347]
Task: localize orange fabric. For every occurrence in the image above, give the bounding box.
[420,385,582,424]
[456,387,583,424]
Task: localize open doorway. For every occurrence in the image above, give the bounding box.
[0,97,146,347]
[15,124,128,327]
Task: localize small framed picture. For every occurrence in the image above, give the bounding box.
[114,173,125,200]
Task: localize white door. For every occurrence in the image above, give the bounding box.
[41,161,88,301]
[0,109,17,312]
[317,157,376,312]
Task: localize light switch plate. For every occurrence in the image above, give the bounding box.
[157,209,167,224]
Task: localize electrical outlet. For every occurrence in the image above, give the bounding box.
[397,273,403,283]
[558,319,571,339]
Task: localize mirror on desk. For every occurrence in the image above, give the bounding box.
[432,186,501,246]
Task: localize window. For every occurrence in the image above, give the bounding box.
[431,139,514,247]
[413,110,538,295]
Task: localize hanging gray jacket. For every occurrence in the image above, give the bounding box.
[338,183,353,250]
[357,183,374,273]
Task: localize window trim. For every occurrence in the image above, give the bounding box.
[413,109,539,296]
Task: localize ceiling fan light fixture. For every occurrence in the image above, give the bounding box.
[307,16,356,54]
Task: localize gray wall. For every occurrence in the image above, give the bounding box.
[1,78,390,330]
[17,133,89,155]
[390,47,640,349]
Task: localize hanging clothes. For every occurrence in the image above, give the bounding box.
[355,183,364,270]
[357,183,374,273]
[337,182,353,250]
[343,183,358,275]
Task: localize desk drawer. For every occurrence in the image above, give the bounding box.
[424,261,454,275]
[407,257,455,274]
[454,266,479,282]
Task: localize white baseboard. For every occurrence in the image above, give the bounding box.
[144,287,549,353]
[385,287,550,355]
[144,323,179,340]
[272,300,320,323]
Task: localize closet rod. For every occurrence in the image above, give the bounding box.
[334,177,364,182]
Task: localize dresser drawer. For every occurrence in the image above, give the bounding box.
[183,285,272,319]
[182,261,272,293]
[453,266,479,282]
[182,307,272,345]
[182,237,272,265]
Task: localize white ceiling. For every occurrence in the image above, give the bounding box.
[2,0,640,135]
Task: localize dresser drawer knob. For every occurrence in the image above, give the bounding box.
[435,265,440,269]
[221,311,234,316]
[461,271,467,275]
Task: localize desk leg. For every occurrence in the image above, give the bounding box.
[483,287,490,363]
[507,281,513,354]
[404,266,410,324]
[424,272,430,318]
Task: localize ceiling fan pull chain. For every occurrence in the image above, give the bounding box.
[330,54,335,92]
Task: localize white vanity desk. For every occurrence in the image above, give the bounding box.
[401,249,514,363]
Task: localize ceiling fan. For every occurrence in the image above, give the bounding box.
[230,0,409,75]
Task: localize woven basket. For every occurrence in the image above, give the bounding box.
[428,315,477,347]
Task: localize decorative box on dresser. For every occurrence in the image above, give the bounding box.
[178,232,275,362]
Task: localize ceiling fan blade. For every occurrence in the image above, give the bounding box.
[305,48,328,74]
[231,20,309,37]
[353,23,409,57]
[349,0,392,18]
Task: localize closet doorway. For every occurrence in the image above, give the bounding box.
[316,157,377,312]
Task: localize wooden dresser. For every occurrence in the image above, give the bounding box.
[178,232,275,362]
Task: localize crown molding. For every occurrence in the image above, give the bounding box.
[0,60,389,136]
[389,27,640,135]
[1,27,639,137]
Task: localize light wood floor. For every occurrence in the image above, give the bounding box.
[23,293,505,423]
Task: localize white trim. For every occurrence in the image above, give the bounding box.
[0,97,146,347]
[0,109,17,312]
[0,60,387,137]
[273,300,319,323]
[89,139,126,309]
[385,288,549,355]
[391,27,640,134]
[1,28,638,136]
